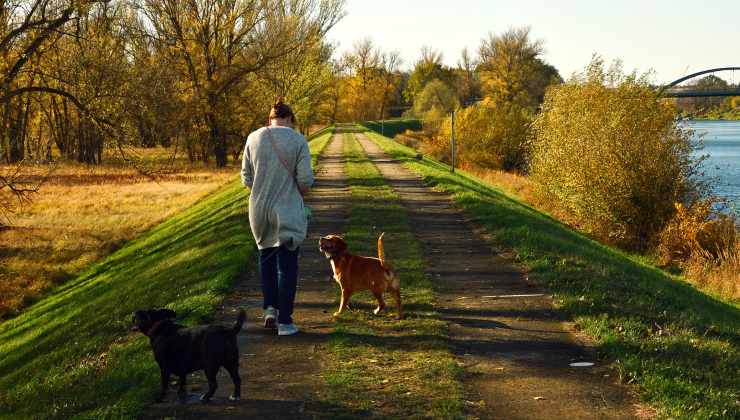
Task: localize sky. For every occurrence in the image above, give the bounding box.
[327,0,740,84]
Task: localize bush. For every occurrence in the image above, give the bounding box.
[530,58,705,251]
[658,201,739,299]
[657,201,737,264]
[435,99,532,171]
[686,244,740,300]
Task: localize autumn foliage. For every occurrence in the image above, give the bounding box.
[530,59,704,251]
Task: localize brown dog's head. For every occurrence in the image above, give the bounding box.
[131,308,176,335]
[319,235,347,259]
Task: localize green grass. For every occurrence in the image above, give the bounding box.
[365,130,740,419]
[0,181,252,419]
[320,133,463,419]
[362,119,422,139]
[308,130,333,167]
[0,133,331,419]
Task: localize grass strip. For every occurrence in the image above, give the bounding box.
[365,130,740,419]
[0,134,330,419]
[320,133,463,419]
[0,181,252,419]
[308,130,333,167]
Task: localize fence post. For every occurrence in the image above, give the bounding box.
[451,109,456,173]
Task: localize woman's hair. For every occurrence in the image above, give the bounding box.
[269,97,294,122]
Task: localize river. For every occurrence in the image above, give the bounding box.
[685,120,740,208]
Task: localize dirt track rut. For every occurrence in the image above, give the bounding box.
[147,134,350,419]
[355,133,638,420]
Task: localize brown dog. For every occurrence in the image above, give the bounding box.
[319,233,403,319]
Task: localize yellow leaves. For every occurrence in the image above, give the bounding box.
[531,58,702,251]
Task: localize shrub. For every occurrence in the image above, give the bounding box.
[657,201,737,264]
[530,58,705,251]
[658,201,739,299]
[435,99,533,171]
[686,238,740,300]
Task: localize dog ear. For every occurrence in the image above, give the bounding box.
[336,237,347,252]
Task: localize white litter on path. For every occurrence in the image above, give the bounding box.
[569,362,595,367]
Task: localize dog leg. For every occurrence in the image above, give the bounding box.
[392,287,403,320]
[177,373,187,403]
[334,288,351,317]
[225,363,241,401]
[200,367,219,403]
[157,369,170,402]
[372,291,386,315]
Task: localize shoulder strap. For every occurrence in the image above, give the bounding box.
[265,127,303,197]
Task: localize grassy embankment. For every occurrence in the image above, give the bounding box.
[0,131,333,419]
[365,130,740,419]
[361,119,422,139]
[320,133,463,418]
[0,158,234,318]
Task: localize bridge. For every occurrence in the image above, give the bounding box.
[660,67,740,97]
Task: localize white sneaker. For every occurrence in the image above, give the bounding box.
[263,306,277,329]
[278,323,299,336]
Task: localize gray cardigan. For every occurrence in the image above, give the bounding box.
[241,126,314,250]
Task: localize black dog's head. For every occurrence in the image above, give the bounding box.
[131,308,176,335]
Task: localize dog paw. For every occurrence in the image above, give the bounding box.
[199,394,211,404]
[332,311,341,317]
[228,395,241,402]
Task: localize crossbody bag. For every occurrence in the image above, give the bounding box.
[264,127,313,222]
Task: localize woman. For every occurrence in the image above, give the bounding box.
[241,99,314,336]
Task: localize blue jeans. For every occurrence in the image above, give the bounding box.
[259,246,299,324]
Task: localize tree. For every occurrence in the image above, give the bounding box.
[675,76,736,116]
[455,47,480,105]
[412,79,458,116]
[429,27,561,173]
[477,26,561,109]
[335,39,403,122]
[403,46,454,104]
[0,0,113,222]
[137,0,344,166]
[377,50,403,120]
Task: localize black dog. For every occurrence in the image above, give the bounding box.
[131,308,246,403]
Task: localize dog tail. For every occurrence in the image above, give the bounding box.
[232,309,246,335]
[377,232,387,268]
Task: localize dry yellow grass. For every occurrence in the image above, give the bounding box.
[457,163,582,228]
[687,247,740,301]
[0,150,235,317]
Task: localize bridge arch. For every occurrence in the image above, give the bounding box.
[660,67,740,97]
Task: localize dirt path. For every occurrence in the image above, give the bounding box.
[147,134,352,419]
[355,133,639,420]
